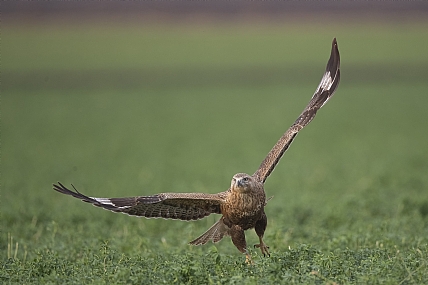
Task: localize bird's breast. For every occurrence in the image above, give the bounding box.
[221,190,265,228]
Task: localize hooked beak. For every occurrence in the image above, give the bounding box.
[232,178,243,188]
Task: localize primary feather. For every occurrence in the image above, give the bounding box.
[53,182,225,220]
[253,38,340,183]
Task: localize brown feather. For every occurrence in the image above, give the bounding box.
[254,38,340,183]
[53,183,225,221]
[189,217,230,245]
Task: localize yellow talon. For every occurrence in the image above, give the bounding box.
[245,253,254,265]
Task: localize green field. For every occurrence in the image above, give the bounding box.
[2,19,428,284]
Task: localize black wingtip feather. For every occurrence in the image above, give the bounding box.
[327,37,340,77]
[53,182,122,211]
[53,182,99,204]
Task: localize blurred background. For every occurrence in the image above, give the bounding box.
[2,1,428,262]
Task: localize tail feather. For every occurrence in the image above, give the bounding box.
[189,218,230,246]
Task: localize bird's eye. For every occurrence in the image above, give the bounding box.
[243,177,249,182]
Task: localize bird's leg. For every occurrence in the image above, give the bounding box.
[245,250,253,265]
[254,236,270,257]
[254,213,270,257]
[230,224,253,264]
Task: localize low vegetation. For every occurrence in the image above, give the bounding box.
[2,19,428,284]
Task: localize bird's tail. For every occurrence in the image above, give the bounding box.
[189,218,230,246]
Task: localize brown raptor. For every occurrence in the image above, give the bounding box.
[54,38,340,263]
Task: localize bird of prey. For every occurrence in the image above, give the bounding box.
[54,38,340,263]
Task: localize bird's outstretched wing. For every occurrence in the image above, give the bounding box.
[253,38,340,183]
[53,182,226,220]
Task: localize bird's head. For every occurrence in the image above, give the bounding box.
[231,173,254,193]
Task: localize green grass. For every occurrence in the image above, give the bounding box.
[2,18,428,284]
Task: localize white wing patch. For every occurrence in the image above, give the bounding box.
[92,197,132,209]
[314,71,333,95]
[312,71,335,108]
